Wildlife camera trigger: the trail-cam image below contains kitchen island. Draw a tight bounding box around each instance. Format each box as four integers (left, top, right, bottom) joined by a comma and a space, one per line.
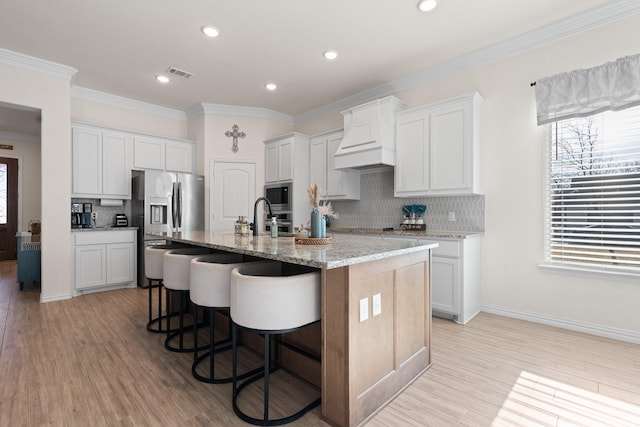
149, 230, 436, 427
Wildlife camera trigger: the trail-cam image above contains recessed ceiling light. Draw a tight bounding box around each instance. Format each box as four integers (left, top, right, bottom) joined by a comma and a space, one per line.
323, 50, 339, 60
265, 83, 277, 91
417, 0, 438, 12
156, 75, 170, 84
201, 26, 220, 38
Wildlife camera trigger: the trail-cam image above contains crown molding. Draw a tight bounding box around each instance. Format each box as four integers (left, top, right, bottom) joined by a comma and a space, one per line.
0, 47, 77, 81
187, 103, 293, 126
293, 0, 640, 125
71, 86, 187, 120
0, 130, 40, 144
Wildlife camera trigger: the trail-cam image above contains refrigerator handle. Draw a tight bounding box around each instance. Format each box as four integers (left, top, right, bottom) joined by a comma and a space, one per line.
177, 182, 183, 229
171, 182, 179, 231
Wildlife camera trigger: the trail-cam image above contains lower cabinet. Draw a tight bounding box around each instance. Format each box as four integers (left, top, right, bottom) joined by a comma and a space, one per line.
417, 236, 481, 324
74, 230, 136, 292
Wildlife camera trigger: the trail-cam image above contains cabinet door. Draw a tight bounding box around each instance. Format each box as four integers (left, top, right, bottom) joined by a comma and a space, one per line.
165, 141, 193, 173
309, 138, 327, 193
394, 113, 429, 195
431, 256, 460, 316
430, 102, 470, 192
277, 140, 294, 181
134, 136, 165, 170
106, 243, 135, 285
102, 132, 131, 198
75, 245, 107, 289
72, 127, 102, 195
265, 143, 279, 183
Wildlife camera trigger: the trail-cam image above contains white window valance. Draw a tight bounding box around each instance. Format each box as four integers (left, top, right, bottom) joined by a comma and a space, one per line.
535, 54, 640, 125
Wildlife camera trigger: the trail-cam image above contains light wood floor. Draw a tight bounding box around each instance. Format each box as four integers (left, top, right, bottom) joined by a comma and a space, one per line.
1, 260, 639, 426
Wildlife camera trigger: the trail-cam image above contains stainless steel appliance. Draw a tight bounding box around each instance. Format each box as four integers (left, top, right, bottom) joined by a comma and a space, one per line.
264, 182, 292, 212
82, 203, 93, 228
131, 170, 204, 286
264, 211, 292, 233
71, 203, 82, 229
115, 213, 128, 227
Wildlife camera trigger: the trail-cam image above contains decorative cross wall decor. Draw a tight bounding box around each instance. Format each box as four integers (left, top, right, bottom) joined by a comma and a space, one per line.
225, 124, 246, 153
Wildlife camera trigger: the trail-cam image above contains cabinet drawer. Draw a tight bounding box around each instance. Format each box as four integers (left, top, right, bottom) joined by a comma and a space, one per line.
420, 239, 459, 258
75, 230, 134, 245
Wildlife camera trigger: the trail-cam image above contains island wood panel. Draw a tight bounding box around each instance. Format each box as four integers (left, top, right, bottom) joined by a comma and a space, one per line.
322, 249, 432, 427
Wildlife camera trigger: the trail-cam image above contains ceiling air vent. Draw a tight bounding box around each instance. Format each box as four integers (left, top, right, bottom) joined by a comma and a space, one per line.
166, 67, 193, 78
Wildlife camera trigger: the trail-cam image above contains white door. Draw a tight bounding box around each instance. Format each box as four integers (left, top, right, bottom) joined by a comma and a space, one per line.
211, 160, 256, 231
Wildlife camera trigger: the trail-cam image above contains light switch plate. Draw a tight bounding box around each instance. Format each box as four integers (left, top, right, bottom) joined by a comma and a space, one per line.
372, 293, 382, 316
359, 297, 369, 322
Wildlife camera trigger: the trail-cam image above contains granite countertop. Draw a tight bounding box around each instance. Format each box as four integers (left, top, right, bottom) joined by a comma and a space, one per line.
72, 226, 138, 232
329, 227, 483, 239
148, 230, 438, 270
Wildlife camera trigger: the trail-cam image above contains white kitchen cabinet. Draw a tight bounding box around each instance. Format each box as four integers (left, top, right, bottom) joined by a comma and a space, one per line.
133, 136, 194, 173
309, 130, 360, 200
264, 134, 302, 183
264, 133, 310, 184
375, 233, 481, 324
395, 92, 483, 197
74, 230, 136, 293
72, 125, 131, 199
417, 236, 481, 324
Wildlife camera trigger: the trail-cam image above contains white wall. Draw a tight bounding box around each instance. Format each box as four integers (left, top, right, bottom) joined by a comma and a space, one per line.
0, 62, 74, 302
0, 138, 41, 230
71, 96, 187, 139
295, 14, 640, 339
188, 111, 292, 230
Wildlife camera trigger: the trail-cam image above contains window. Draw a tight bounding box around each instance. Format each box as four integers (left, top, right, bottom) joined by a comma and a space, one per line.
545, 106, 640, 273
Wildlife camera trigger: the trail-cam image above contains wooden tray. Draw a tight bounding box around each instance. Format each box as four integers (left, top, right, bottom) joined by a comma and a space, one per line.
295, 236, 333, 245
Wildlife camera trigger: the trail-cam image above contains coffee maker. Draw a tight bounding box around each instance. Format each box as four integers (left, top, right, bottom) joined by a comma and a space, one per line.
71, 203, 82, 229
81, 203, 93, 228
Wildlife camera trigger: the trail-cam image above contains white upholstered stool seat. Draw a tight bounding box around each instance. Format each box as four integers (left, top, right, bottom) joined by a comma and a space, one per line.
162, 247, 211, 352
144, 244, 185, 333
230, 262, 321, 426
190, 253, 263, 384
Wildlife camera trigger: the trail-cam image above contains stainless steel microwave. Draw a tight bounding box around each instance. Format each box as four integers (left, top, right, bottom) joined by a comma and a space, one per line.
264, 181, 292, 211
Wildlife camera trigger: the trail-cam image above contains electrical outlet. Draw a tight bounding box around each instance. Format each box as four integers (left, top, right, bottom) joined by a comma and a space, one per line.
91, 212, 97, 222
372, 293, 382, 316
448, 211, 456, 222
359, 297, 369, 322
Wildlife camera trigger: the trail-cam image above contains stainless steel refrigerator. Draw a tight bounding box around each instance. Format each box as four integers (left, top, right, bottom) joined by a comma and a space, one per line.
131, 170, 205, 286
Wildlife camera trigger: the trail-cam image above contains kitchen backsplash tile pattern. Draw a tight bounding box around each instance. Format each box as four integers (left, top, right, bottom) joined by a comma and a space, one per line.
328, 170, 484, 232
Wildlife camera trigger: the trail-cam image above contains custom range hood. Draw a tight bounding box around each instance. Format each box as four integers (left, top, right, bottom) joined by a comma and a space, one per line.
334, 96, 406, 170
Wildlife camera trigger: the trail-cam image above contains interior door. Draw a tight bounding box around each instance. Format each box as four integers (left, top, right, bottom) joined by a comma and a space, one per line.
0, 157, 19, 260
211, 160, 256, 231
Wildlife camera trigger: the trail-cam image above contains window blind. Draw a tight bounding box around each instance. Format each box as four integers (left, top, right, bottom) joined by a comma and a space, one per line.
546, 106, 640, 272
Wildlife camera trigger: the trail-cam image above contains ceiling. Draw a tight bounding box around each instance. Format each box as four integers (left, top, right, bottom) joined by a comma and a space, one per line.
0, 0, 629, 134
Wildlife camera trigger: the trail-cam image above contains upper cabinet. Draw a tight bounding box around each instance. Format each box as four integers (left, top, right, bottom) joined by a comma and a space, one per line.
309, 130, 360, 200
264, 133, 308, 184
394, 92, 483, 197
133, 136, 194, 173
72, 125, 131, 199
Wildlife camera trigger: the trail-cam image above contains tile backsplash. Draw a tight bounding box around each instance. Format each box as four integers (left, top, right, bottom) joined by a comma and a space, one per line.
328, 170, 484, 232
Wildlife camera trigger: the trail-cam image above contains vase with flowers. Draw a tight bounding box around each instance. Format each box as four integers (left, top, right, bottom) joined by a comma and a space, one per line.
307, 183, 337, 238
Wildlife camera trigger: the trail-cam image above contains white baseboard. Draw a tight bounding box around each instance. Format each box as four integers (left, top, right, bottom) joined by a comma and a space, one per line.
40, 293, 72, 303
481, 304, 640, 344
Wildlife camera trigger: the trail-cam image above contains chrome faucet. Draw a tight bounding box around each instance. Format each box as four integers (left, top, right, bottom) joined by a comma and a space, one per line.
251, 197, 274, 236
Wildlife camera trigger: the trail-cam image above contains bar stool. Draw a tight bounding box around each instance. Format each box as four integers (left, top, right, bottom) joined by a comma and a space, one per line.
230, 262, 321, 426
163, 247, 211, 353
144, 244, 185, 333
190, 255, 272, 384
